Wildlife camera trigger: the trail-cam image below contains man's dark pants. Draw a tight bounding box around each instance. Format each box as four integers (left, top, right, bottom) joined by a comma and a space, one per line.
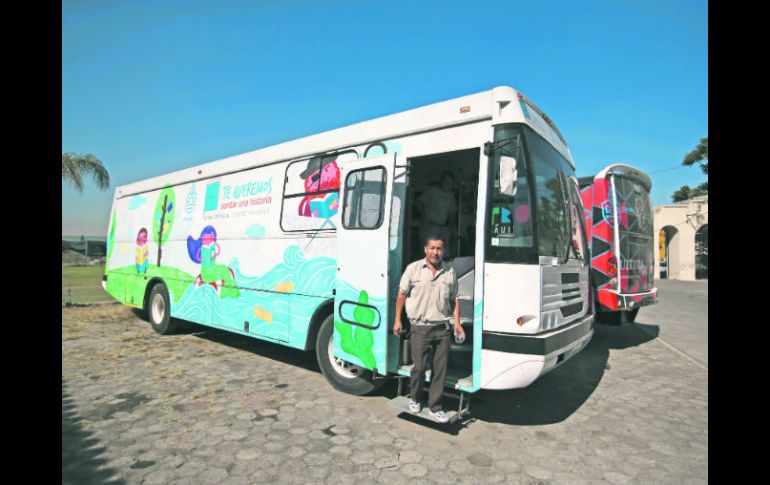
409, 323, 451, 412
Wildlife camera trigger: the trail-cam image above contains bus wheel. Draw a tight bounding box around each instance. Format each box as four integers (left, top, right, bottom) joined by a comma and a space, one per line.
148, 283, 177, 335
622, 308, 640, 324
315, 314, 384, 396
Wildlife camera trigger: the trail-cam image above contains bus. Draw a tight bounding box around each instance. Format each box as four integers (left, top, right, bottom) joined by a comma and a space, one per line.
579, 165, 657, 325
103, 86, 594, 422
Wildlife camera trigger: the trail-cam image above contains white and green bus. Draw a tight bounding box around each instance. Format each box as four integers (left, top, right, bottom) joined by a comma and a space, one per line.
103, 86, 593, 422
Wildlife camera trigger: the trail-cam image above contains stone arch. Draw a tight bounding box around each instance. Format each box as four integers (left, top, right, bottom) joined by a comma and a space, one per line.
660, 225, 679, 279
695, 223, 708, 279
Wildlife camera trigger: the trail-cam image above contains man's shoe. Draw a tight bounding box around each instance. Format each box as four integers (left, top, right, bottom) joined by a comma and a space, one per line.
408, 400, 421, 413
429, 409, 449, 423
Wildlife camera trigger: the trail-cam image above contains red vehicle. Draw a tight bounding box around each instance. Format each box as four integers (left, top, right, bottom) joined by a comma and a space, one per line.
579, 165, 657, 324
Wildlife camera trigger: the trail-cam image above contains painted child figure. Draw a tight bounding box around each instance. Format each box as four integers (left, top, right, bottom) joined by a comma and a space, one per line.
186, 225, 241, 299
135, 228, 149, 274
298, 156, 341, 218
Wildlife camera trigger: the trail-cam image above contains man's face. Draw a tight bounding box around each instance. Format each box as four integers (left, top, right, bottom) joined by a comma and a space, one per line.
424, 239, 444, 266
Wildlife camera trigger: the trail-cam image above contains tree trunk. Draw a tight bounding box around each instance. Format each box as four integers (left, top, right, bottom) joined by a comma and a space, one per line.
157, 194, 168, 266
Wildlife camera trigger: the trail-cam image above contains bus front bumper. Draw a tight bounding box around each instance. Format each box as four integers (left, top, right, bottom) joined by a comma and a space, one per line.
598, 287, 658, 311
479, 315, 594, 390
618, 288, 657, 310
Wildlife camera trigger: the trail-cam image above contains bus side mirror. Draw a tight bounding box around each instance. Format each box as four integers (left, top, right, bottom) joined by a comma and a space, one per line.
499, 155, 518, 196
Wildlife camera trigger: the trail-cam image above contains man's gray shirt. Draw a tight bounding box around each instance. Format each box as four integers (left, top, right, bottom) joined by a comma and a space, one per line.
398, 259, 458, 325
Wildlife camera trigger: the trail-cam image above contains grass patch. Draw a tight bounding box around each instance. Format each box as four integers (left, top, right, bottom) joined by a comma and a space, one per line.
62, 264, 112, 303
62, 264, 105, 286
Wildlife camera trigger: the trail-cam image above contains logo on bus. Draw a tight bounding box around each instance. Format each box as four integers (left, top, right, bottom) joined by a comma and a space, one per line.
601, 200, 614, 226
185, 183, 198, 214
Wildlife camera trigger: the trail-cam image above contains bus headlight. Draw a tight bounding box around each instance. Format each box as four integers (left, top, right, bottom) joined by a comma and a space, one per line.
517, 315, 537, 326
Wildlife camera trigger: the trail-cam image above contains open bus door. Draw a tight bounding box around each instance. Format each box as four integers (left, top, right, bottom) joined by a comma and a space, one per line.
329, 153, 397, 394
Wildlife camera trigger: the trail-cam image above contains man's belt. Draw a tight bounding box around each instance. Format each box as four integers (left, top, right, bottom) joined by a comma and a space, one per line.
410, 319, 448, 326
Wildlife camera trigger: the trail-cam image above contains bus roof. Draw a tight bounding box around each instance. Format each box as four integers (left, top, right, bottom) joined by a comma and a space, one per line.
594, 164, 652, 192
115, 86, 573, 198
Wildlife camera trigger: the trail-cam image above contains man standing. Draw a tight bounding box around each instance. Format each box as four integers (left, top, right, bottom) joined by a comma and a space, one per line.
418, 171, 457, 257
393, 235, 465, 423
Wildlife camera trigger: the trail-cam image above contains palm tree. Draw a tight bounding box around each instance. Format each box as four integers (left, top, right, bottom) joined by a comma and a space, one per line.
62, 152, 110, 192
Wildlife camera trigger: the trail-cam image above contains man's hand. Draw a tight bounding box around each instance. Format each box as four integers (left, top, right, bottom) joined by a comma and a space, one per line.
394, 291, 407, 337
453, 297, 463, 338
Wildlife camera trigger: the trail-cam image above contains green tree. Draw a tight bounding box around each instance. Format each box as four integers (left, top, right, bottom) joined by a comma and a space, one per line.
683, 137, 708, 175
672, 181, 708, 203
695, 224, 708, 279
62, 152, 110, 192
695, 224, 708, 256
672, 138, 708, 202
153, 187, 176, 267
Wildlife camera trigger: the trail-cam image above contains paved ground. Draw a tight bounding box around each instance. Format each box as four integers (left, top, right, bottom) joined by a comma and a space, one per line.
62, 281, 707, 484
633, 279, 708, 369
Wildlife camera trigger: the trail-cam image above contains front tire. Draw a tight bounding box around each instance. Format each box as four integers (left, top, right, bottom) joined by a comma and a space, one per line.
148, 283, 178, 335
598, 308, 639, 325
622, 308, 640, 323
315, 314, 384, 396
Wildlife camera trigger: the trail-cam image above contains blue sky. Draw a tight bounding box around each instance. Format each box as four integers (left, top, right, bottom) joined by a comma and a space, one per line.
62, 0, 707, 235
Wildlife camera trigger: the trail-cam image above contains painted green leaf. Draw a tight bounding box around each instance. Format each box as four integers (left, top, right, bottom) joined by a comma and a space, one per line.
334, 290, 377, 369
152, 186, 176, 266
152, 186, 176, 245
106, 209, 117, 268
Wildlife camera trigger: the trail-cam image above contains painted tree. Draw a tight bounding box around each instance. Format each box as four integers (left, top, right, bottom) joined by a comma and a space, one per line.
106, 209, 117, 268
62, 152, 110, 192
152, 187, 176, 267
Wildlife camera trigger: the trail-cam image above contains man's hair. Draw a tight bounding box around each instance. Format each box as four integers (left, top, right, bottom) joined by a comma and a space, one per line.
440, 171, 455, 183
424, 234, 445, 247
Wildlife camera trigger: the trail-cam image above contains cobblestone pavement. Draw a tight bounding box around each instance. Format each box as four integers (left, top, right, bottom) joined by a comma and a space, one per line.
633, 280, 707, 369
62, 296, 707, 485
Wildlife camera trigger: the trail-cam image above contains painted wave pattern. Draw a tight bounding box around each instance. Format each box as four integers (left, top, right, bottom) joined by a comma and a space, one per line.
169, 284, 209, 323
172, 245, 336, 343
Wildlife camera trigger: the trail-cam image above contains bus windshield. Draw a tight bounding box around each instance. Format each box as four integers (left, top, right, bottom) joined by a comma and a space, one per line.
610, 173, 654, 292
486, 124, 586, 264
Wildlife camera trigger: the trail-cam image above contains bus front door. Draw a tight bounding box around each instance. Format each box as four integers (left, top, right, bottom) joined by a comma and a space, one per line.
334, 153, 397, 376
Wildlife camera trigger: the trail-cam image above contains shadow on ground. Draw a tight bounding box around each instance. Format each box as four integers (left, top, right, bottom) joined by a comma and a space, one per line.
129, 311, 659, 429
62, 381, 125, 485
468, 322, 659, 426
167, 317, 322, 374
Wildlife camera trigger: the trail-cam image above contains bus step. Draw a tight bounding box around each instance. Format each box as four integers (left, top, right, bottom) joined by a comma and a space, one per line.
389, 396, 461, 424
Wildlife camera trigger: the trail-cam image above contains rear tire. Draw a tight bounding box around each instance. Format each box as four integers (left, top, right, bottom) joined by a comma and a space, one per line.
315, 314, 384, 396
148, 283, 178, 335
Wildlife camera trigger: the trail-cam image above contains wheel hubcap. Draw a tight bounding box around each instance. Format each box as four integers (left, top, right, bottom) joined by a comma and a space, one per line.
151, 293, 165, 323
327, 335, 363, 378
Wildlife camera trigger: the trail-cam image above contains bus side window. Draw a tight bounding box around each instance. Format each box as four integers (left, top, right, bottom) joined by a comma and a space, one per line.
342, 167, 386, 230
281, 155, 342, 232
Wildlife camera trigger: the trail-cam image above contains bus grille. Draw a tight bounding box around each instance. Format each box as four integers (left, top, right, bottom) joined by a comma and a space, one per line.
541, 265, 588, 331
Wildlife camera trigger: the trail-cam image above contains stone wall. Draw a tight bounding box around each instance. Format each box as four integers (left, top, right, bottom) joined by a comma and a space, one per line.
653, 196, 708, 281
